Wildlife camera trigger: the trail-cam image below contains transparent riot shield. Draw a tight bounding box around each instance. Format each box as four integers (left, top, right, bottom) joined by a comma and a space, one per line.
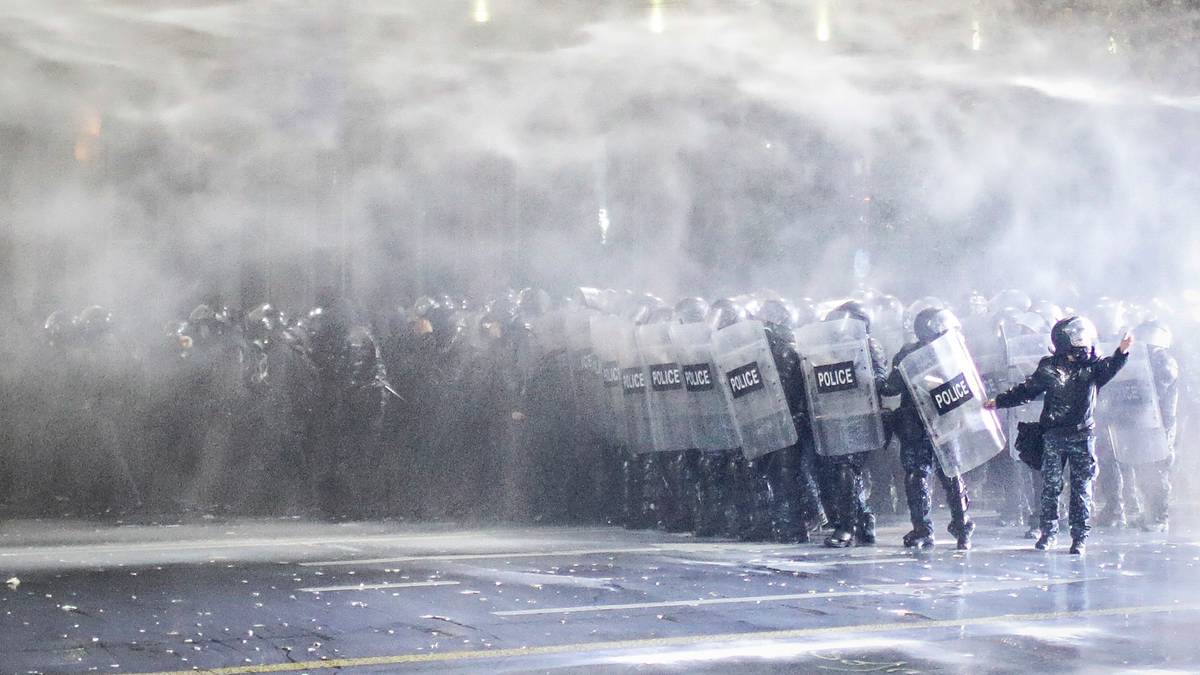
589, 314, 629, 449
565, 308, 608, 440
1001, 333, 1052, 458
635, 323, 690, 452
612, 319, 654, 454
897, 331, 1005, 477
669, 322, 740, 452
793, 318, 886, 457
1098, 343, 1170, 465
712, 320, 798, 460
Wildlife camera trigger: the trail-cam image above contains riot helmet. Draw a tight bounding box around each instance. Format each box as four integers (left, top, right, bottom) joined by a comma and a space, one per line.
1134, 320, 1172, 350
825, 300, 872, 333
756, 298, 797, 330
1030, 300, 1066, 326
77, 305, 113, 340
674, 297, 710, 324
707, 298, 747, 331
1051, 316, 1099, 360
966, 290, 989, 318
904, 296, 946, 340
914, 307, 962, 343
43, 310, 76, 347
990, 289, 1032, 314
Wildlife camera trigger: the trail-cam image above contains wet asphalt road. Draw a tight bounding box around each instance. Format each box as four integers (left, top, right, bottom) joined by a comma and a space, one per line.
1, 515, 1199, 674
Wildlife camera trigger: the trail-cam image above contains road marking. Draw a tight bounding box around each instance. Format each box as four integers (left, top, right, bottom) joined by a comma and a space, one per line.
0, 532, 548, 557
297, 580, 460, 593
300, 546, 690, 567
495, 589, 874, 616
298, 544, 902, 567
130, 603, 1200, 674
491, 577, 1092, 616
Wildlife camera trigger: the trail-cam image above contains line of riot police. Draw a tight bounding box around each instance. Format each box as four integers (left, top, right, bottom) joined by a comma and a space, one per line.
1, 288, 1188, 549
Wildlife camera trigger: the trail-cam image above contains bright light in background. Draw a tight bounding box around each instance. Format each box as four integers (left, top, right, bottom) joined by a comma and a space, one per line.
74, 108, 102, 163
971, 20, 982, 51
816, 1, 831, 42
649, 0, 665, 34
598, 208, 611, 244
1107, 33, 1118, 54
472, 0, 490, 24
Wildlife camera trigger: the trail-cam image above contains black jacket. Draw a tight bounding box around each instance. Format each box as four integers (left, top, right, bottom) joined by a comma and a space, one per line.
879, 341, 928, 443
993, 348, 1128, 434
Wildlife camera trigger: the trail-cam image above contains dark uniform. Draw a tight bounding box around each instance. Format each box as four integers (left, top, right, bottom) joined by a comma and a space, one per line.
993, 316, 1128, 552
813, 302, 889, 548
880, 308, 974, 550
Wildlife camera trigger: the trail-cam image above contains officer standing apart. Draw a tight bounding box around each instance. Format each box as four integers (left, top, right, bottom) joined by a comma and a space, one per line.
985, 317, 1133, 554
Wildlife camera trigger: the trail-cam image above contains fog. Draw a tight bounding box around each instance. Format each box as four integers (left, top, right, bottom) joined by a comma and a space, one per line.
2, 0, 1198, 320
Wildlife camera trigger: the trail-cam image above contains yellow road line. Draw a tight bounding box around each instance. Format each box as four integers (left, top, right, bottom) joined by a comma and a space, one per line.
131, 602, 1200, 675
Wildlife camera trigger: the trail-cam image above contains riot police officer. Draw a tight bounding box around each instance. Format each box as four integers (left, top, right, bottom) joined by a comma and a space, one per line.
986, 317, 1132, 554
810, 301, 889, 548
881, 307, 975, 550
755, 298, 822, 543
1131, 320, 1178, 532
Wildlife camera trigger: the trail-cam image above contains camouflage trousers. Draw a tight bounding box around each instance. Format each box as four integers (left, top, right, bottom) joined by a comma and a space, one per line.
1041, 430, 1097, 541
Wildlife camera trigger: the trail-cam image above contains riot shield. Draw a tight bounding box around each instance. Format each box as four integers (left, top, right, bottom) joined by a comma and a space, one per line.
793, 319, 886, 457
565, 308, 608, 440
1098, 343, 1170, 465
712, 320, 798, 460
669, 322, 740, 452
635, 323, 690, 452
897, 331, 1005, 476
589, 314, 629, 449
1001, 333, 1051, 457
613, 319, 654, 454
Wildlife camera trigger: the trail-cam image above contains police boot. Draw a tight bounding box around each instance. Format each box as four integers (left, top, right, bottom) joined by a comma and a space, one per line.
1024, 513, 1040, 539
945, 476, 973, 550
1069, 538, 1086, 555
903, 471, 934, 548
856, 512, 876, 546
1094, 504, 1125, 528
902, 529, 935, 549
1035, 533, 1057, 551
824, 526, 854, 548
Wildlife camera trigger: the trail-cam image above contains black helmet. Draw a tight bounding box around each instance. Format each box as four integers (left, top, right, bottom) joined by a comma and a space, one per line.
990, 289, 1032, 314
516, 288, 553, 318
1134, 319, 1172, 350
1030, 300, 1065, 327
245, 303, 283, 343
43, 310, 76, 347
707, 298, 747, 331
626, 294, 665, 325
825, 300, 873, 333
76, 305, 113, 339
793, 299, 821, 327
995, 308, 1050, 338
413, 295, 441, 318
965, 290, 989, 317
756, 299, 797, 330
904, 296, 946, 339
914, 307, 962, 343
1051, 316, 1099, 359
572, 287, 608, 312
674, 297, 710, 324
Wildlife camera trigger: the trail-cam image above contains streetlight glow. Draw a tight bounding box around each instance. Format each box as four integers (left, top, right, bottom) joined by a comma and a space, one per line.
473, 0, 490, 24
816, 1, 831, 42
